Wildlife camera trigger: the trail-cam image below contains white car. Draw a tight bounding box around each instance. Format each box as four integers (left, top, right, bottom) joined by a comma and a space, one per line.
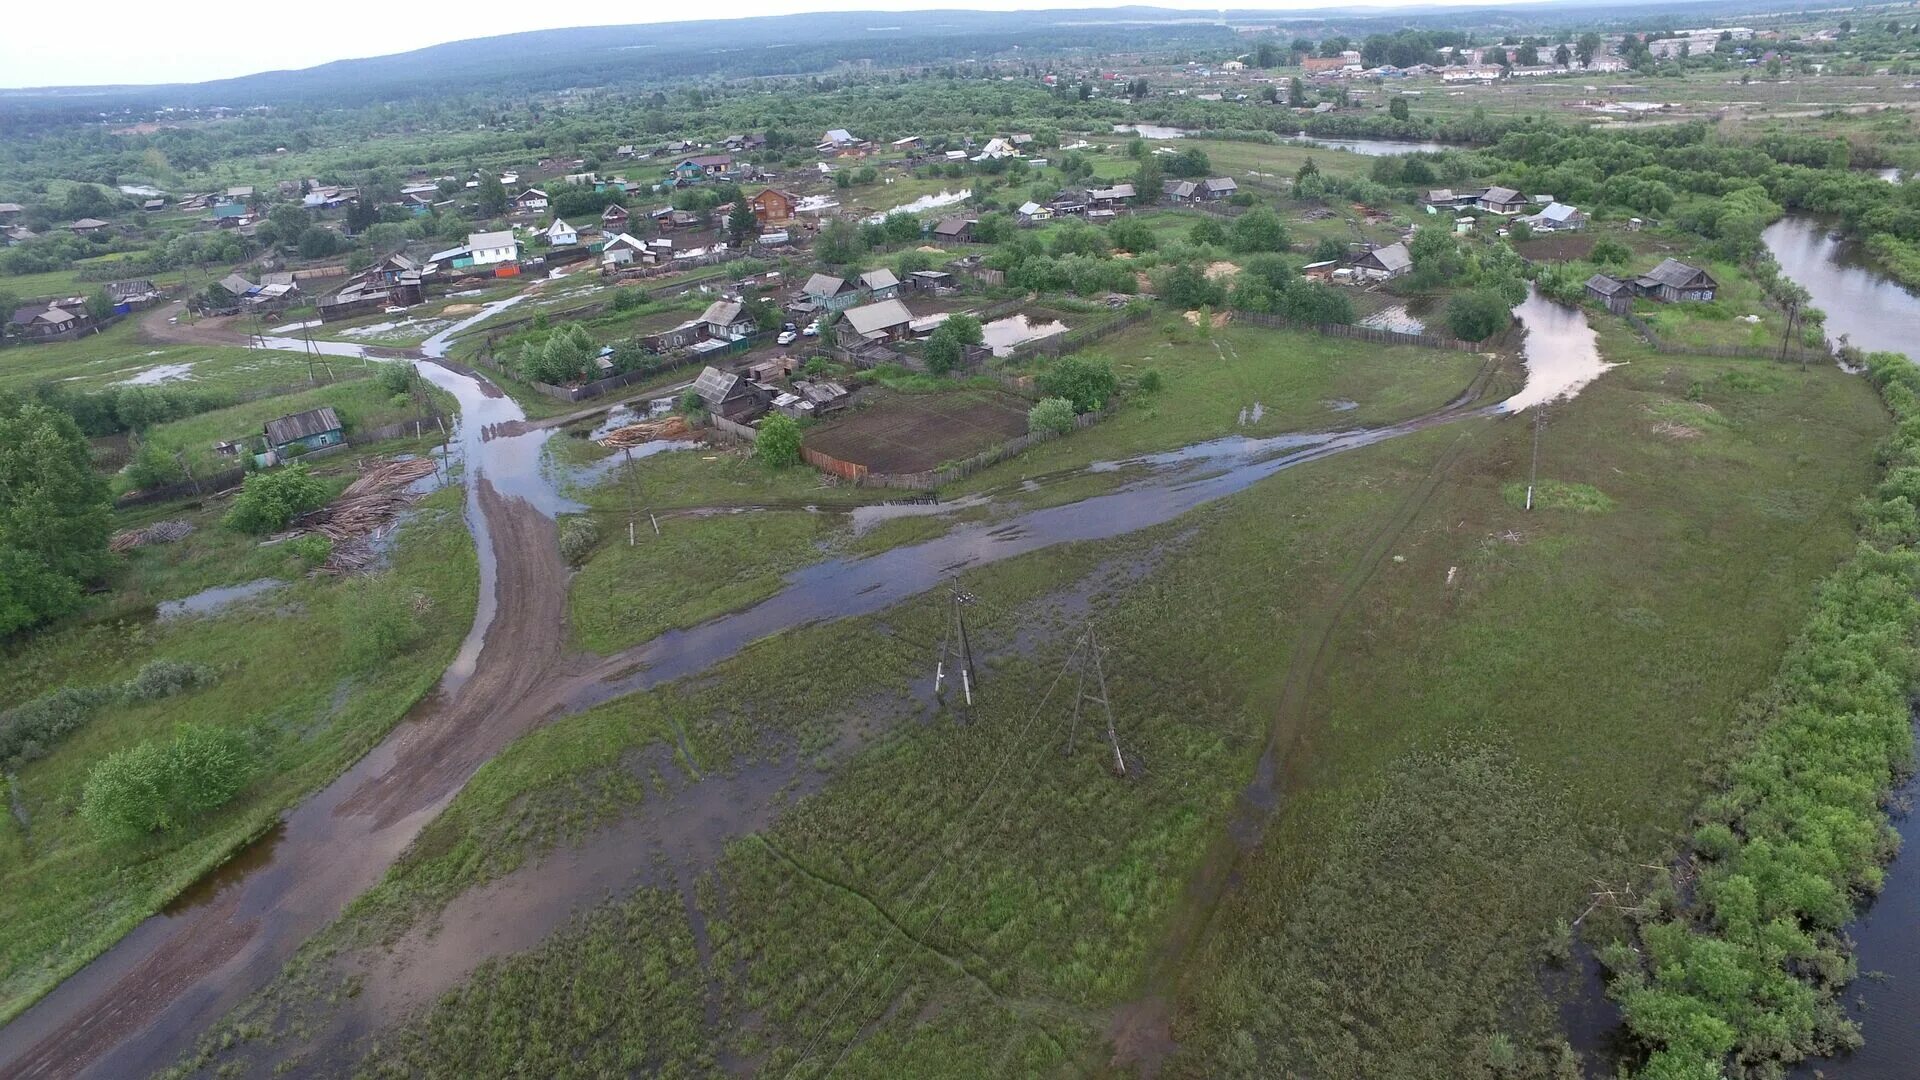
803, 321, 821, 337
777, 330, 799, 346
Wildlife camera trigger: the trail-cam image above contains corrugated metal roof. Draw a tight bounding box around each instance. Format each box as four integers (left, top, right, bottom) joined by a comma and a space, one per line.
843, 298, 915, 337
264, 406, 341, 446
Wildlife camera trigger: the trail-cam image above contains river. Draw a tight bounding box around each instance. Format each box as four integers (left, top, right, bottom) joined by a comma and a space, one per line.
1761, 214, 1920, 1079
1109, 123, 1456, 158
0, 289, 1605, 1078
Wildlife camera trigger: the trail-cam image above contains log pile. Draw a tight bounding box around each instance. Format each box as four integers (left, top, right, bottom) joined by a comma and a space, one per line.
109, 520, 196, 552
298, 457, 442, 573
598, 414, 692, 449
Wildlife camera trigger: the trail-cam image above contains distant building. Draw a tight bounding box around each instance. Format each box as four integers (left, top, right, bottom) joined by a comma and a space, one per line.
1351, 241, 1412, 281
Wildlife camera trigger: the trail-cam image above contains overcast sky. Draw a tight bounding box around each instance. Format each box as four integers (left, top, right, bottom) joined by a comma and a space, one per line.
0, 0, 1541, 88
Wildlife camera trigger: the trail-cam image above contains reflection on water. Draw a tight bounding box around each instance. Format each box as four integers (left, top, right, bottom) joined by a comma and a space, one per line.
1284, 133, 1454, 156
155, 579, 288, 621
1762, 215, 1920, 360
981, 313, 1070, 356
865, 189, 970, 222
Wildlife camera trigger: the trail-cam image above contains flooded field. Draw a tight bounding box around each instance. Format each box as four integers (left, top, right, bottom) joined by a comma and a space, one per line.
981, 312, 1070, 356
155, 579, 288, 622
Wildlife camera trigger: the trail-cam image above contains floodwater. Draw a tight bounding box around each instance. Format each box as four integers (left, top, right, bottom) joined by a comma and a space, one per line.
1762, 215, 1920, 359
0, 289, 1605, 1078
1113, 124, 1187, 139
115, 362, 196, 386
155, 578, 287, 622
866, 189, 971, 222
1499, 287, 1613, 413
1284, 133, 1455, 156
981, 313, 1070, 356
1359, 300, 1429, 334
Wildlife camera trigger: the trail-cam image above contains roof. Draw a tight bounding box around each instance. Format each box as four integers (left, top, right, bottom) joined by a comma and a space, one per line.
804, 273, 853, 297
753, 188, 798, 204
602, 203, 630, 218
1203, 177, 1238, 193
69, 217, 110, 229
467, 230, 516, 250
0, 203, 22, 213
932, 217, 971, 236
265, 406, 342, 445
105, 279, 158, 301
842, 298, 916, 337
681, 154, 733, 168
546, 219, 575, 235
516, 188, 548, 200
692, 366, 747, 404
823, 128, 855, 144
1090, 184, 1135, 200
858, 268, 899, 291
1538, 203, 1581, 222
1163, 180, 1197, 199
1586, 273, 1631, 295
701, 299, 746, 326
10, 304, 78, 326
1358, 242, 1412, 272
218, 273, 258, 295
1424, 188, 1456, 202
1639, 258, 1716, 289
1480, 186, 1523, 204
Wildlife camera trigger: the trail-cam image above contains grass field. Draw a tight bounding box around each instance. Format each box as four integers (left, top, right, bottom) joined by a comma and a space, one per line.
0, 319, 342, 397
0, 259, 187, 302
128, 376, 441, 479
0, 483, 478, 1023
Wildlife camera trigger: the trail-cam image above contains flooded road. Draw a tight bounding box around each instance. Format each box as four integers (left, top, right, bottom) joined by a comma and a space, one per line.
1500, 288, 1613, 413
0, 287, 1595, 1078
1763, 215, 1920, 360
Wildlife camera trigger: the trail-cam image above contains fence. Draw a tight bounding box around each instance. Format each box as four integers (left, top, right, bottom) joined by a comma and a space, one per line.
801, 406, 1111, 490
1621, 310, 1830, 365
1228, 309, 1492, 352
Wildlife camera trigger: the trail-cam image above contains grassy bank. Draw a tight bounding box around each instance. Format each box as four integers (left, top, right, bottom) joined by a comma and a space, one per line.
0, 483, 478, 1022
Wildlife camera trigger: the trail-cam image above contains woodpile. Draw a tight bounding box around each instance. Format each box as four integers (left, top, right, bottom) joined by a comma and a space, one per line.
297, 457, 442, 573
109, 520, 196, 552
598, 415, 692, 449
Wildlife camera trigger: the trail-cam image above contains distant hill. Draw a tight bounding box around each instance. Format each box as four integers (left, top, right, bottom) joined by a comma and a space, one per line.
0, 0, 1800, 111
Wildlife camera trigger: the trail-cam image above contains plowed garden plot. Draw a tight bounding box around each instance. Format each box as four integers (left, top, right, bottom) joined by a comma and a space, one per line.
802, 388, 1031, 473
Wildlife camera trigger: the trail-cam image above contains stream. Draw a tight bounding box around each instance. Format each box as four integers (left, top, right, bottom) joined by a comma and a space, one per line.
0, 287, 1604, 1079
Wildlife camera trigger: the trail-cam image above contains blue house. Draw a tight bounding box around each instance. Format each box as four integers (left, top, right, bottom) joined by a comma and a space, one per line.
264, 406, 344, 460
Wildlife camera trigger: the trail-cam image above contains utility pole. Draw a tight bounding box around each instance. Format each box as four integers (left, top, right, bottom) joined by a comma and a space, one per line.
933, 588, 978, 714
1526, 403, 1545, 511
1061, 623, 1125, 777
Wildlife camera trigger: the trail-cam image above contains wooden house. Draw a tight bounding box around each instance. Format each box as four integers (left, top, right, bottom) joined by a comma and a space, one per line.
264, 406, 344, 457
803, 273, 862, 311
1351, 241, 1412, 281
601, 204, 631, 232
857, 268, 902, 301
1634, 259, 1717, 303
841, 298, 916, 343
691, 366, 767, 422
750, 188, 799, 225
1585, 274, 1634, 313
1476, 186, 1528, 216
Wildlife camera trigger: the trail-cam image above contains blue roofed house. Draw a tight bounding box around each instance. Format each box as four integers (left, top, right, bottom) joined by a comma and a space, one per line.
262, 406, 344, 464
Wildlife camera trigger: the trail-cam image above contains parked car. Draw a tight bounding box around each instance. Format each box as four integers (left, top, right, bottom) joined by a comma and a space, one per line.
803, 320, 821, 337
777, 329, 799, 345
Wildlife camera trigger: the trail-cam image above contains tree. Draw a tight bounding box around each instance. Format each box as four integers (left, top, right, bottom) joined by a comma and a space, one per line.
85, 287, 114, 322
728, 199, 758, 243
345, 198, 378, 235
1036, 356, 1117, 413
1133, 155, 1165, 206
1554, 43, 1572, 66
1445, 289, 1513, 342
756, 414, 802, 467
1590, 235, 1632, 266
476, 172, 509, 215
1576, 31, 1603, 65
1288, 76, 1307, 108
1189, 218, 1228, 247
1156, 263, 1226, 308
0, 399, 110, 634
224, 462, 330, 533
817, 217, 862, 264
1229, 208, 1291, 253
924, 313, 983, 374
1389, 97, 1410, 121
1028, 397, 1076, 435
523, 323, 596, 384
1516, 43, 1540, 66
1508, 219, 1533, 243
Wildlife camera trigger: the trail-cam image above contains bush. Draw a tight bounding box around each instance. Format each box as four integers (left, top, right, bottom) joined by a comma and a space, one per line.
1029, 397, 1077, 435
376, 362, 418, 397
559, 517, 600, 565
1036, 356, 1118, 413
80, 723, 252, 839
1590, 236, 1632, 266
120, 659, 216, 703
756, 414, 803, 468
1138, 369, 1164, 393
0, 659, 216, 765
1445, 289, 1514, 343
341, 578, 425, 670
225, 462, 330, 533
286, 534, 333, 567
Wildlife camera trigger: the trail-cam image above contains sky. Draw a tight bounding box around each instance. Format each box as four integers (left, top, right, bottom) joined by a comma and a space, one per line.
0, 0, 1533, 88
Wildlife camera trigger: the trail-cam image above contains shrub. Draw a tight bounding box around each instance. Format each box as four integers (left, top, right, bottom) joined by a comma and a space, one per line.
120, 659, 216, 703
756, 414, 803, 468
224, 462, 330, 534
1138, 369, 1164, 393
1445, 289, 1514, 343
559, 517, 601, 565
376, 362, 418, 397
1028, 396, 1077, 435
1590, 236, 1632, 266
0, 659, 216, 765
341, 578, 425, 670
80, 723, 252, 839
286, 534, 333, 567
1036, 356, 1118, 413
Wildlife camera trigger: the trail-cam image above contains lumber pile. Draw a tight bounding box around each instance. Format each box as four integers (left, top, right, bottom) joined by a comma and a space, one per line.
598, 414, 692, 449
109, 520, 196, 552
295, 457, 441, 574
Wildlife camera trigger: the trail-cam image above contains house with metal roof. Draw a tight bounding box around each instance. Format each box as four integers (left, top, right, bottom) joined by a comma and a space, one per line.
1476, 186, 1528, 215
1201, 177, 1239, 200
841, 298, 917, 342
691, 366, 767, 421
1634, 259, 1717, 303
1351, 241, 1412, 281
1523, 203, 1586, 232
1089, 183, 1136, 208
264, 407, 343, 457
465, 230, 518, 267
857, 268, 901, 301
803, 273, 863, 311
1162, 180, 1199, 203
700, 299, 756, 339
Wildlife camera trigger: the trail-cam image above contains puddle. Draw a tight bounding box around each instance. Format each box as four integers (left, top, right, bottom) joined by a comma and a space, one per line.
1499, 287, 1614, 413
865, 189, 971, 222
1359, 303, 1427, 334
155, 579, 288, 622
1323, 399, 1359, 412
848, 492, 992, 536
981, 314, 1069, 357
268, 319, 319, 333
116, 362, 196, 386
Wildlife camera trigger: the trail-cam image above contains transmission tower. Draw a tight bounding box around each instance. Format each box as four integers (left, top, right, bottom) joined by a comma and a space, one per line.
1060, 623, 1126, 777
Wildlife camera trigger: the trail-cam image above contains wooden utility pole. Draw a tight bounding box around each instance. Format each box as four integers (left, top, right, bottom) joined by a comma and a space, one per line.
1526, 404, 1545, 511
933, 588, 978, 714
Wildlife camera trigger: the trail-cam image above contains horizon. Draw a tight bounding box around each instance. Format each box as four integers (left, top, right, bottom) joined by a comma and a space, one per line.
5, 0, 1652, 90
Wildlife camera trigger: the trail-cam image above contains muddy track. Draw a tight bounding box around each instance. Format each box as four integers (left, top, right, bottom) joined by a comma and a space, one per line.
0, 481, 568, 1080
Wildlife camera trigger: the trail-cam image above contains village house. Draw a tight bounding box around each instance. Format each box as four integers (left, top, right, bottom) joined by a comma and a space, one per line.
1017, 201, 1052, 223
692, 366, 767, 422
803, 273, 863, 311
654, 207, 701, 231
1089, 184, 1136, 209
639, 319, 705, 353
931, 216, 974, 242
1163, 180, 1199, 203
857, 268, 902, 301
1476, 186, 1529, 215
750, 188, 799, 225
264, 406, 344, 459
68, 217, 111, 235
0, 202, 22, 220
700, 299, 758, 339
1524, 203, 1586, 232
1585, 274, 1635, 313
600, 232, 649, 269
840, 297, 917, 343
465, 230, 519, 267
544, 219, 578, 246
1421, 188, 1473, 210
1351, 241, 1413, 282
7, 301, 91, 342
514, 188, 549, 212
672, 155, 734, 182
1201, 177, 1238, 201
2, 225, 36, 246
1302, 56, 1348, 77
104, 279, 163, 310
601, 204, 631, 232
1634, 259, 1718, 303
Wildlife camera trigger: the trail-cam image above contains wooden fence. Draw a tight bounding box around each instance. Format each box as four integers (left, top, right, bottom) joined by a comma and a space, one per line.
1005, 308, 1149, 360
1622, 310, 1830, 365
801, 406, 1111, 490
1228, 309, 1494, 352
